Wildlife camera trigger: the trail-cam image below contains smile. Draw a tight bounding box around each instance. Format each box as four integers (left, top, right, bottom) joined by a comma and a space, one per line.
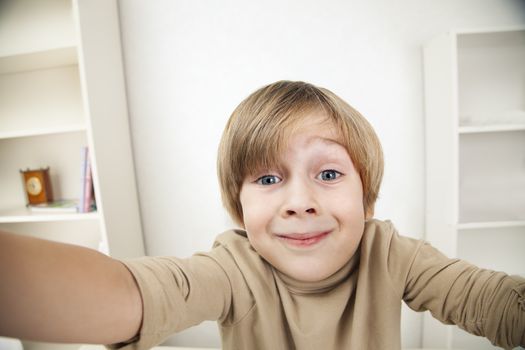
276, 231, 331, 247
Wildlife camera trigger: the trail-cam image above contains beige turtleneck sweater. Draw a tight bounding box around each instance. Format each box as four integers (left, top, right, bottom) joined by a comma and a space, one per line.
109, 219, 525, 350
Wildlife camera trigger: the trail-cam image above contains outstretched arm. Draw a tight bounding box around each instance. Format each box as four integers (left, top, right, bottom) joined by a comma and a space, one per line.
403, 240, 525, 348
0, 230, 143, 345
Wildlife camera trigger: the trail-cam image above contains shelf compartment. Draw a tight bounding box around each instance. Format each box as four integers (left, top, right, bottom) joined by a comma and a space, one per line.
457, 29, 525, 127
0, 46, 78, 74
0, 0, 76, 60
458, 130, 525, 223
0, 132, 89, 211
0, 64, 85, 136
457, 225, 525, 276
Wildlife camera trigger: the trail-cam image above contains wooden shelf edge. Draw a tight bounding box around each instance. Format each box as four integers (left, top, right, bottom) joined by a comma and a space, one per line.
457, 220, 525, 230
0, 44, 76, 58
0, 124, 87, 140
459, 124, 525, 134
0, 46, 78, 74
452, 26, 525, 36
0, 210, 99, 224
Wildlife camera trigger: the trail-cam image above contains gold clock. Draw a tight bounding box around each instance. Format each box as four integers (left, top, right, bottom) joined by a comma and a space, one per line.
26, 176, 42, 196
20, 168, 53, 205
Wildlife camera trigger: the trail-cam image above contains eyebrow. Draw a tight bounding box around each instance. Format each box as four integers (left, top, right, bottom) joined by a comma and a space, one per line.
307, 136, 345, 148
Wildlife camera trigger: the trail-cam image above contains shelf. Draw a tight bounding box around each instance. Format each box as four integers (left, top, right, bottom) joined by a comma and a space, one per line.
0, 46, 78, 74
424, 27, 525, 349
458, 123, 525, 134
453, 26, 525, 36
458, 220, 525, 230
0, 0, 145, 260
0, 207, 99, 223
0, 124, 87, 140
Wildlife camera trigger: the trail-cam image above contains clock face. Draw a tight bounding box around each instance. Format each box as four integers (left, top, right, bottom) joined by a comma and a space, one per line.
26, 176, 43, 196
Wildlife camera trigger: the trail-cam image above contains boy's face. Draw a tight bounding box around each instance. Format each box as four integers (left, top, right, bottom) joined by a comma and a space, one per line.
239, 113, 366, 282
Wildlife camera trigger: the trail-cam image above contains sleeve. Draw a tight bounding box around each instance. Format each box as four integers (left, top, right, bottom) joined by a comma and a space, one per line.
105, 251, 233, 350
402, 241, 525, 349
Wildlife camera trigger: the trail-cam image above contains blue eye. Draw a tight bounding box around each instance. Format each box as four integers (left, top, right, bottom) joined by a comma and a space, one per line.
318, 170, 342, 181
256, 175, 281, 185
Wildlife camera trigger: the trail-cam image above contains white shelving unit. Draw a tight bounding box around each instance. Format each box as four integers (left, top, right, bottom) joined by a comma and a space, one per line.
0, 0, 145, 259
423, 27, 525, 349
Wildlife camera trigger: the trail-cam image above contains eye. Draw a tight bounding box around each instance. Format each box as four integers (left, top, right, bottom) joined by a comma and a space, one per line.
256, 175, 282, 185
318, 169, 342, 181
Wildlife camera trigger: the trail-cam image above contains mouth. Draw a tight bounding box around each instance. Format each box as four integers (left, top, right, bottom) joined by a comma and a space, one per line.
275, 231, 331, 247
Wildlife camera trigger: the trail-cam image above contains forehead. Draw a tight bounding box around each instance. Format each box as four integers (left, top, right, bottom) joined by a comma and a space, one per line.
244, 111, 348, 174
285, 112, 345, 149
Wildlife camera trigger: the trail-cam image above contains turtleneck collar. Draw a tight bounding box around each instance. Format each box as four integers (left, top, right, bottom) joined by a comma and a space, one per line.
272, 251, 360, 294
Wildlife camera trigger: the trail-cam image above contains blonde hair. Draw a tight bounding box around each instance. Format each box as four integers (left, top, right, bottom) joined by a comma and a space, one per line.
217, 80, 384, 226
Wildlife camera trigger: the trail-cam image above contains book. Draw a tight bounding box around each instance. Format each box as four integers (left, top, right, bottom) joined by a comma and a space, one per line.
83, 148, 94, 212
79, 146, 96, 213
79, 147, 88, 212
29, 199, 79, 213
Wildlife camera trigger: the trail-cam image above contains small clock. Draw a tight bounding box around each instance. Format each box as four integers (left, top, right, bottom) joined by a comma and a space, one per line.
20, 168, 53, 205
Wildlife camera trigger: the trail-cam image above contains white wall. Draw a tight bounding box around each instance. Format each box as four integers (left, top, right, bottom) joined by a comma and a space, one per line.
117, 0, 525, 347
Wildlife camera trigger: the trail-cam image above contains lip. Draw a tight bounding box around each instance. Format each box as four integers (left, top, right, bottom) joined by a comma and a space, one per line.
275, 231, 331, 247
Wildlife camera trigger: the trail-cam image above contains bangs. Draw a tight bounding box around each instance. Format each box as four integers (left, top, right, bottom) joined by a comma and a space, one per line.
237, 104, 347, 180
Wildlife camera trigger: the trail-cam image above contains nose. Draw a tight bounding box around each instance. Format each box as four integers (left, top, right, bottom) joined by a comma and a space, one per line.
280, 177, 319, 218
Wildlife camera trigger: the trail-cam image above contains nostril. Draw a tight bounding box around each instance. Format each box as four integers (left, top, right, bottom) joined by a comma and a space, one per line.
284, 208, 316, 216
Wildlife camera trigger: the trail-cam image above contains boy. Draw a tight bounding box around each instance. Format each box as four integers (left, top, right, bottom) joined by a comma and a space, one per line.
0, 81, 524, 349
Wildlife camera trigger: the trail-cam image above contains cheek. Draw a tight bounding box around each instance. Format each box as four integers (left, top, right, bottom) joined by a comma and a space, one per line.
329, 186, 364, 216
243, 202, 272, 233
240, 189, 267, 231
347, 176, 365, 214
240, 200, 272, 252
